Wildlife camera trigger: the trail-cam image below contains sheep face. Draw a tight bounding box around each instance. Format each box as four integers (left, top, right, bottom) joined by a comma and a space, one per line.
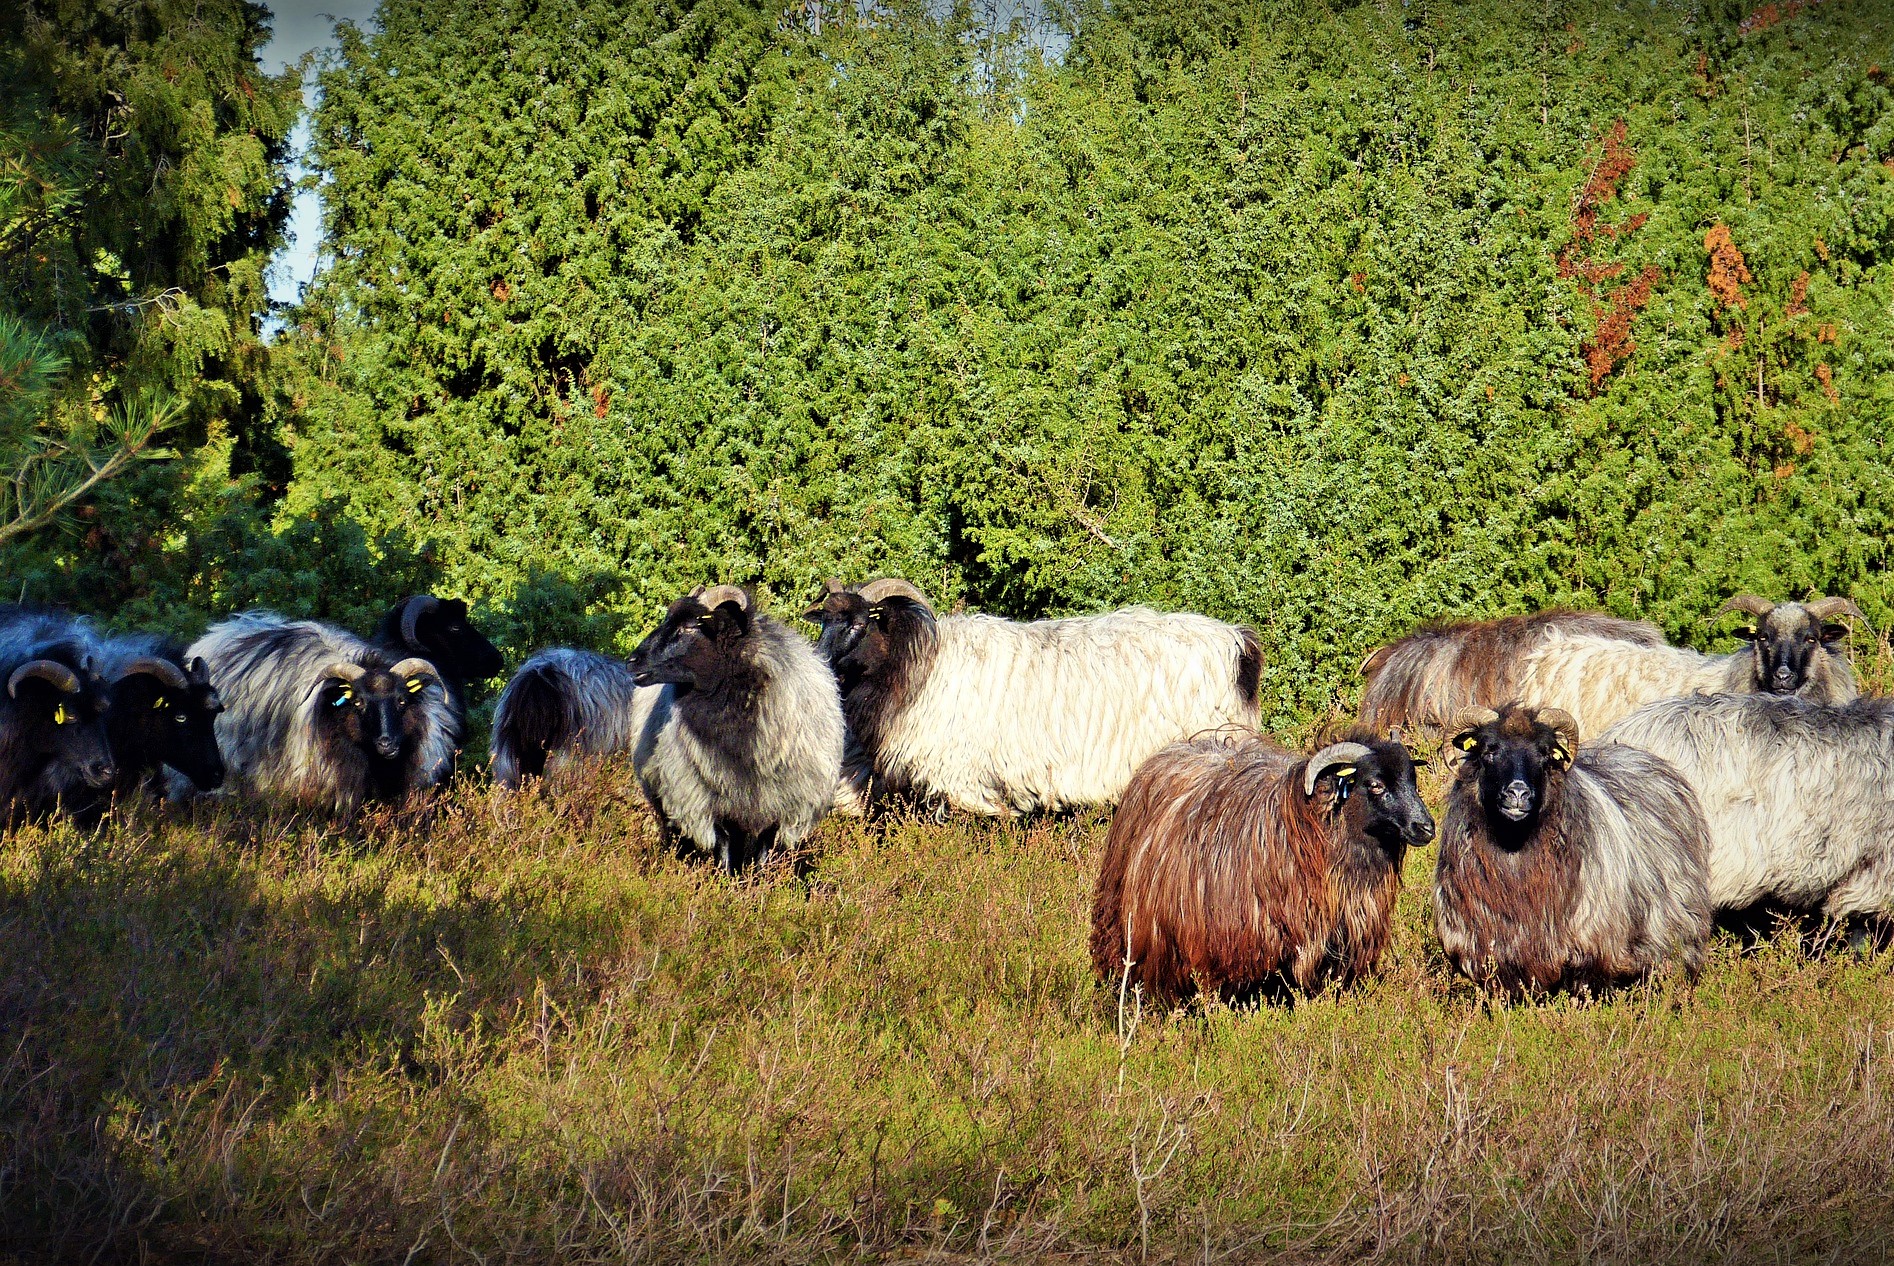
1321, 739, 1436, 853
390, 595, 504, 683
110, 656, 224, 791
1450, 704, 1577, 845
1741, 605, 1845, 695
10, 657, 115, 792
630, 592, 751, 694
313, 662, 440, 789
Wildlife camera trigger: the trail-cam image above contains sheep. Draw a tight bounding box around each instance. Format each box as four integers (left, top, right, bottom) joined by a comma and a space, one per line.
1598, 693, 1894, 921
0, 610, 116, 819
490, 648, 658, 788
1359, 596, 1862, 739
372, 593, 505, 707
805, 578, 1263, 817
1433, 704, 1712, 996
186, 612, 459, 816
628, 585, 843, 871
1089, 732, 1434, 1004
96, 636, 225, 798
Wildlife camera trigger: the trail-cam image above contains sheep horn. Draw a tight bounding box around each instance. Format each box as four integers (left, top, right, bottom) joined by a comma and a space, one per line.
399, 594, 442, 648
388, 657, 442, 685
1303, 741, 1374, 797
1446, 706, 1501, 737
824, 578, 846, 595
1537, 707, 1581, 753
695, 584, 750, 613
1803, 596, 1867, 624
7, 659, 80, 698
859, 578, 933, 611
322, 661, 369, 685
1715, 594, 1776, 619
114, 656, 189, 692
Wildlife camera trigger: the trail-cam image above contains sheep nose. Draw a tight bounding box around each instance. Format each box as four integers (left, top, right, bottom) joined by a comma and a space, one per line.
1771, 665, 1797, 687
82, 759, 116, 789
374, 735, 401, 759
1497, 779, 1535, 822
1411, 815, 1436, 845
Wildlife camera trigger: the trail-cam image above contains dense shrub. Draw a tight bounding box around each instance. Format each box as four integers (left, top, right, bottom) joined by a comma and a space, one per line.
278, 0, 1894, 728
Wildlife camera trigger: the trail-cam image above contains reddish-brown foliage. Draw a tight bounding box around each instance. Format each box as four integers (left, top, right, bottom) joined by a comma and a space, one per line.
1816, 363, 1838, 401
1570, 120, 1636, 248
1739, 0, 1825, 36
1584, 265, 1662, 391
1705, 224, 1752, 310
1786, 271, 1810, 316
591, 383, 611, 418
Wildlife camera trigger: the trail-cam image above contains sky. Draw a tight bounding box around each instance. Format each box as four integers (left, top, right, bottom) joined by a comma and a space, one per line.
257, 0, 381, 321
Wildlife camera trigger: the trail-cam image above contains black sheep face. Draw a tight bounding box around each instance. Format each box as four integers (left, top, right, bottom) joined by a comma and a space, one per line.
1333, 740, 1435, 851
405, 597, 504, 683
1740, 606, 1843, 695
1451, 705, 1574, 847
629, 594, 750, 694
12, 662, 116, 792
111, 658, 225, 790
804, 589, 929, 687
315, 666, 433, 767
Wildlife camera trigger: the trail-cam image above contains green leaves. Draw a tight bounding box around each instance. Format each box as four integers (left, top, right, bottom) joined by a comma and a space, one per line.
267, 0, 1894, 723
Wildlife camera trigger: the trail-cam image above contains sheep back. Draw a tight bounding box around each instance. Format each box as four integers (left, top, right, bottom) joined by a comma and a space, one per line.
491, 648, 656, 787
872, 607, 1261, 816
1600, 694, 1894, 917
1359, 610, 1663, 735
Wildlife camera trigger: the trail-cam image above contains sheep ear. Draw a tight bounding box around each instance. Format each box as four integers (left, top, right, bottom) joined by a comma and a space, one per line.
1821, 623, 1850, 645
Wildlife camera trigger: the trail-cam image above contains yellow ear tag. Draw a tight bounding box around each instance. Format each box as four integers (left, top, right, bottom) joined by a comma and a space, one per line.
1554, 744, 1571, 764
406, 677, 426, 694
1333, 766, 1357, 779
1458, 735, 1479, 751
53, 704, 68, 725
153, 695, 167, 710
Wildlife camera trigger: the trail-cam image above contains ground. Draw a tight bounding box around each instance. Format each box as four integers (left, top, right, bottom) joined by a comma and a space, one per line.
2, 758, 1891, 1263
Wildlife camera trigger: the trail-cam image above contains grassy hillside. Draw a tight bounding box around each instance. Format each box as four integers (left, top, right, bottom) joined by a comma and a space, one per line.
5, 764, 1894, 1261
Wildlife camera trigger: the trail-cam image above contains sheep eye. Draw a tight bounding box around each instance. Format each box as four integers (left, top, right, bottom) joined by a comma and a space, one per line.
1368, 780, 1386, 795
173, 711, 189, 724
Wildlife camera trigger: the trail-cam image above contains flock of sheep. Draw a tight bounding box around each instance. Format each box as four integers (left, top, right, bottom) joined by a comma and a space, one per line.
2, 581, 1885, 1000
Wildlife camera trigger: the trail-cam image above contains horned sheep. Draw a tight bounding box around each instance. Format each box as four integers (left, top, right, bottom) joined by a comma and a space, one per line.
628, 586, 844, 871
0, 610, 116, 820
187, 612, 459, 816
1090, 732, 1434, 1004
1359, 596, 1862, 739
806, 578, 1263, 816
1433, 704, 1712, 995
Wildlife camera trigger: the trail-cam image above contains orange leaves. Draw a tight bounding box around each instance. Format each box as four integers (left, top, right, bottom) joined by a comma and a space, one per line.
1564, 120, 1658, 393
592, 383, 611, 418
1704, 224, 1751, 310
1584, 265, 1662, 391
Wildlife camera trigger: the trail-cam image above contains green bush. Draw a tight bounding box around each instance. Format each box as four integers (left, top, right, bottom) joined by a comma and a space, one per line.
280, 0, 1894, 727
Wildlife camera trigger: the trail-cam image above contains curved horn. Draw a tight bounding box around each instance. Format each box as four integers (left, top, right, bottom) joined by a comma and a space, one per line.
322, 661, 369, 685
824, 577, 846, 595
1715, 594, 1776, 619
1303, 741, 1374, 797
7, 659, 80, 698
114, 656, 189, 692
388, 657, 443, 685
859, 578, 934, 612
1537, 707, 1581, 752
1804, 596, 1868, 624
399, 594, 442, 648
1446, 705, 1501, 737
695, 584, 750, 613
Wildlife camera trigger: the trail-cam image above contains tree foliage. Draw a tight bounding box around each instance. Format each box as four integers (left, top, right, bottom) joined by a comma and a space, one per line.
0, 0, 300, 616
282, 0, 1894, 726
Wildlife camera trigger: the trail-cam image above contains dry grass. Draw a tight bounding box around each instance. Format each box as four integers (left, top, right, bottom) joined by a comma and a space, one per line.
3, 761, 1894, 1263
